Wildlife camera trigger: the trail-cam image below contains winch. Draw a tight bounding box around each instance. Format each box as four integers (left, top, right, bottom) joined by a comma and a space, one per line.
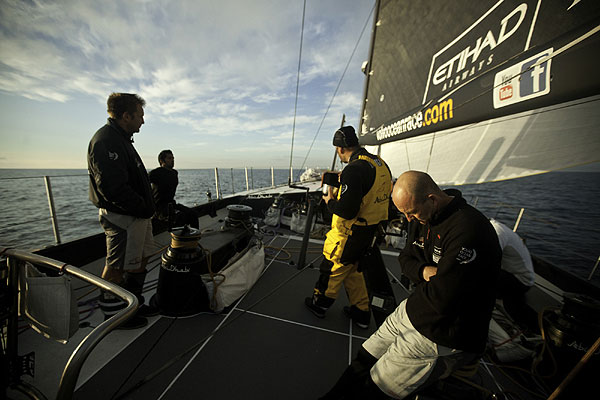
224, 204, 253, 229
542, 292, 600, 397
545, 292, 600, 350
151, 225, 210, 316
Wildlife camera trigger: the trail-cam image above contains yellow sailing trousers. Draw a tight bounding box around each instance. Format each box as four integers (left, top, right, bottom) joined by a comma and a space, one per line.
313, 226, 374, 312
315, 259, 370, 311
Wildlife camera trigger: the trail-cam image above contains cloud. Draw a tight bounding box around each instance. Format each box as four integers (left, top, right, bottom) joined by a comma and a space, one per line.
1, 1, 367, 98
0, 0, 374, 168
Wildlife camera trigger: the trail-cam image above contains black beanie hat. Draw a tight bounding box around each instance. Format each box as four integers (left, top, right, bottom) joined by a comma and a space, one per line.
333, 126, 359, 147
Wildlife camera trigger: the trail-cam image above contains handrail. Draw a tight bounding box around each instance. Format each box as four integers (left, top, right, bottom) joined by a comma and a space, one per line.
1, 247, 138, 400
0, 173, 89, 181
2, 171, 598, 283
0, 168, 275, 249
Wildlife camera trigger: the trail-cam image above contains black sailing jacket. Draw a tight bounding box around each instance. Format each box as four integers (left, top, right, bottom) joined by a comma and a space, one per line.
399, 189, 501, 353
87, 119, 155, 219
148, 166, 179, 219
326, 147, 391, 220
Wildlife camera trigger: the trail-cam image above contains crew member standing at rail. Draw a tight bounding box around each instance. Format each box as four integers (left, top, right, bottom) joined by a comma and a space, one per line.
305, 126, 392, 329
87, 92, 158, 329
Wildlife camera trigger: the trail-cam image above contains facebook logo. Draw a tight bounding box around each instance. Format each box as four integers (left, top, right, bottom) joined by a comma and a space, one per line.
493, 48, 552, 109
520, 52, 551, 96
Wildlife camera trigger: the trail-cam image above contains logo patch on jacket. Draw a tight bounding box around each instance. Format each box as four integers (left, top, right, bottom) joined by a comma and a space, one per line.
432, 246, 442, 263
413, 237, 425, 249
456, 247, 477, 264
340, 183, 348, 195
108, 151, 119, 161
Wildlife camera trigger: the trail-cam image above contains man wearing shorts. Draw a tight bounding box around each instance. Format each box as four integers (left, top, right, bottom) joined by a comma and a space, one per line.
320, 171, 501, 399
88, 92, 157, 329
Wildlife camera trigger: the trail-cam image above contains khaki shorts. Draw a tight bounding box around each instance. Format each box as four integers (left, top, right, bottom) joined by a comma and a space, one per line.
363, 299, 477, 399
99, 209, 155, 271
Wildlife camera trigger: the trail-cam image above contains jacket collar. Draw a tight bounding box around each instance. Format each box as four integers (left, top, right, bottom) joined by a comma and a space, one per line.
430, 188, 466, 225
348, 147, 368, 163
107, 118, 134, 143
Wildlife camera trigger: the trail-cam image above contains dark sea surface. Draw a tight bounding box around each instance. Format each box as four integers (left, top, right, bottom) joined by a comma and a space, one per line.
1, 168, 598, 287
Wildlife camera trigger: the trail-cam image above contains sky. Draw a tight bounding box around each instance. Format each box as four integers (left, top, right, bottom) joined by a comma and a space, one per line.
0, 0, 375, 170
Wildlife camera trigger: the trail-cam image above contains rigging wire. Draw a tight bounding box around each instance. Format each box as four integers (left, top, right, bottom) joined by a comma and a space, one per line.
296, 3, 375, 179
288, 0, 307, 184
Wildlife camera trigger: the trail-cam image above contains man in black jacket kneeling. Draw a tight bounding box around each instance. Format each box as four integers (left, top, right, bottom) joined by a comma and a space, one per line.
320, 170, 501, 399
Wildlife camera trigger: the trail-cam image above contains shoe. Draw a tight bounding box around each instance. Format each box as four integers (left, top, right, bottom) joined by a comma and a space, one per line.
305, 297, 327, 318
104, 312, 148, 330
100, 291, 149, 329
138, 303, 160, 317
116, 314, 148, 330
343, 305, 370, 329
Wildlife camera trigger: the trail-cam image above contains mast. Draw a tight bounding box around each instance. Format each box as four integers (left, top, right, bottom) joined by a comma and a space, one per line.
358, 0, 382, 140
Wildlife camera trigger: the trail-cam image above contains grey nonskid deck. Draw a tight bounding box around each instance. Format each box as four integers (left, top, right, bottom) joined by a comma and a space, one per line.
73, 232, 410, 399
17, 208, 542, 400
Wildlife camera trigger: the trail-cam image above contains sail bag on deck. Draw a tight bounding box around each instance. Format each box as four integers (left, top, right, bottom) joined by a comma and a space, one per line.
203, 242, 265, 313
19, 262, 79, 343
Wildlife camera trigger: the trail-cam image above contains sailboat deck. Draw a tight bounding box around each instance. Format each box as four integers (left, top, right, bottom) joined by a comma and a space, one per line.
69, 226, 409, 399
16, 208, 546, 400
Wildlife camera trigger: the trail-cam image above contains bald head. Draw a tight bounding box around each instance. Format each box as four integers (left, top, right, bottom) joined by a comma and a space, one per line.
393, 171, 441, 203
392, 171, 450, 224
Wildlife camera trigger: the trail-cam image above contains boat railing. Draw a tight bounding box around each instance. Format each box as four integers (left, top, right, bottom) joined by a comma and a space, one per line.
0, 246, 138, 400
212, 166, 282, 199
1, 173, 598, 282
0, 167, 287, 245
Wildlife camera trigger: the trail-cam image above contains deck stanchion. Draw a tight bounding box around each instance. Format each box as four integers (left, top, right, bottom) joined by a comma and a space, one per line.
44, 176, 61, 244
245, 167, 249, 191
271, 166, 275, 187
251, 167, 254, 189
214, 168, 221, 200
6, 257, 20, 379
513, 208, 525, 232
230, 168, 234, 194
297, 198, 315, 270
587, 256, 600, 281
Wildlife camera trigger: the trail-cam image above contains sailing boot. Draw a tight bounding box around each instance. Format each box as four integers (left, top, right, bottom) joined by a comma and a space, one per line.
318, 347, 385, 399
123, 269, 160, 317
343, 305, 371, 329
98, 290, 148, 330
304, 292, 334, 318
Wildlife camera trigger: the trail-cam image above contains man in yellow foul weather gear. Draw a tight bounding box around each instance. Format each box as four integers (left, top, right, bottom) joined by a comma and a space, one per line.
305, 126, 392, 329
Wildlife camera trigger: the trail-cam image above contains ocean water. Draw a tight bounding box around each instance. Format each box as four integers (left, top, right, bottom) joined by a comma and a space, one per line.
0, 168, 289, 251
1, 168, 599, 287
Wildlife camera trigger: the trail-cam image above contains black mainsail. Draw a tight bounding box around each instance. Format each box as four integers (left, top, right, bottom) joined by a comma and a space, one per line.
360, 0, 600, 184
